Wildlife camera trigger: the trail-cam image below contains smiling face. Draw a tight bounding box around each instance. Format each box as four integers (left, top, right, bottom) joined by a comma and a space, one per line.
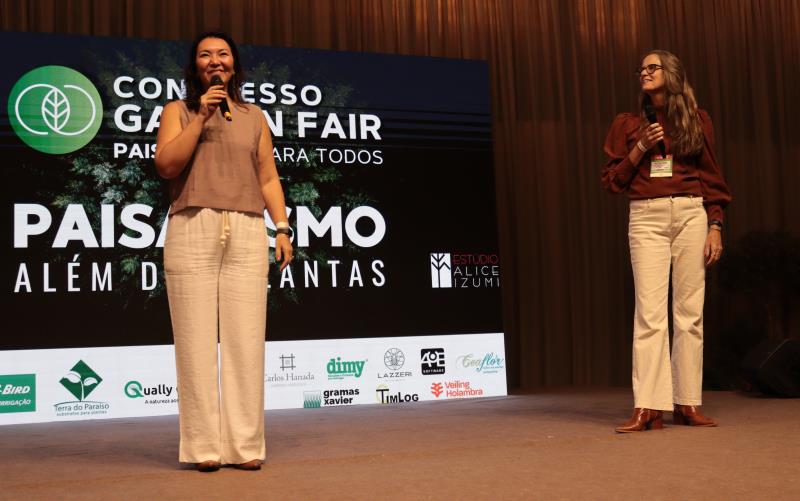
195, 37, 234, 89
639, 53, 665, 94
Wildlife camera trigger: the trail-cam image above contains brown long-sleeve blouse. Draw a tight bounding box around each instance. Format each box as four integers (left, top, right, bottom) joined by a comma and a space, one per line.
601, 109, 732, 222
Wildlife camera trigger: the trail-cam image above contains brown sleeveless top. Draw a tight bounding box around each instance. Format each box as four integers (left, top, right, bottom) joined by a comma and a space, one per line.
168, 100, 266, 215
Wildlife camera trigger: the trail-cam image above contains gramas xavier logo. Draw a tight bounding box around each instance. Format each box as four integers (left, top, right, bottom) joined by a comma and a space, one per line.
59, 360, 102, 402
8, 65, 103, 154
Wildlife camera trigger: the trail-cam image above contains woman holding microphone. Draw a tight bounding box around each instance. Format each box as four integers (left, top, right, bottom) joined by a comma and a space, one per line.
602, 50, 731, 433
155, 32, 292, 470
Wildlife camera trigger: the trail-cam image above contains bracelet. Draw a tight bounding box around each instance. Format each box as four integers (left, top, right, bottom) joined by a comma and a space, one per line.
709, 226, 722, 231
275, 227, 291, 235
276, 221, 290, 229
708, 219, 723, 229
636, 140, 647, 153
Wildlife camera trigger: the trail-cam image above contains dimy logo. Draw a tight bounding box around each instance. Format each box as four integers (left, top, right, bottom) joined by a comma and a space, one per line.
8, 65, 103, 154
59, 360, 102, 401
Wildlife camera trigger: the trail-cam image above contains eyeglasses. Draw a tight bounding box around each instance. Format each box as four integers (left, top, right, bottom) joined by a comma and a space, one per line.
635, 64, 663, 76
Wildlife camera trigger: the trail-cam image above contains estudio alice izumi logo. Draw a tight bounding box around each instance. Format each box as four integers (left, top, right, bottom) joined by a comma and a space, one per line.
8, 65, 103, 154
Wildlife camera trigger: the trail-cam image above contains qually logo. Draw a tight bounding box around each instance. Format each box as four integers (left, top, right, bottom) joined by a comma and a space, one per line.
124, 380, 177, 405
8, 65, 103, 154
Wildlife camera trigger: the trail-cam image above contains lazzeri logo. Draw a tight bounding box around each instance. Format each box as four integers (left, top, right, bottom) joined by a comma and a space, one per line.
8, 65, 103, 154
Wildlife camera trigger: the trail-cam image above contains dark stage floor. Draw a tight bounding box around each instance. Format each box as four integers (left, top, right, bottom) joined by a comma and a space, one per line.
1, 389, 798, 500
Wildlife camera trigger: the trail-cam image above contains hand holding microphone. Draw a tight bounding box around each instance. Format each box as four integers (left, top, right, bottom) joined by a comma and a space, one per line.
642, 104, 666, 156
199, 75, 232, 122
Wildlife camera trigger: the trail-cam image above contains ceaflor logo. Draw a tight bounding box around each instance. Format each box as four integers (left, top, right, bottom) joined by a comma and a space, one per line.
59, 360, 102, 401
8, 65, 103, 154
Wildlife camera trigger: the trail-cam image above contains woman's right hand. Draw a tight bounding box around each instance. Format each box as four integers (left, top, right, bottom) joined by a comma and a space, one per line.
198, 84, 227, 121
640, 122, 664, 150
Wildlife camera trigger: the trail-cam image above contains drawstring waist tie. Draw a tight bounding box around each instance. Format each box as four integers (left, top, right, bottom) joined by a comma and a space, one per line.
219, 210, 231, 247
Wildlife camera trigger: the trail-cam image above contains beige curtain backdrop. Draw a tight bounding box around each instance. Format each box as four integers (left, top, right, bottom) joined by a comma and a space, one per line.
3, 0, 798, 389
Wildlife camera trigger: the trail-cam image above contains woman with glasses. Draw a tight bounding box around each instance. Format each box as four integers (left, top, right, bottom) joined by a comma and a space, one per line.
602, 50, 732, 433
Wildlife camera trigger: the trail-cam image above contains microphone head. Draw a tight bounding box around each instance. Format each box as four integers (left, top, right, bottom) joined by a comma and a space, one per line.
644, 103, 658, 124
210, 75, 224, 87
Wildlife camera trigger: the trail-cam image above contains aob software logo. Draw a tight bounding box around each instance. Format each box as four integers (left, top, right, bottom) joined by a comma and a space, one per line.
8, 65, 103, 154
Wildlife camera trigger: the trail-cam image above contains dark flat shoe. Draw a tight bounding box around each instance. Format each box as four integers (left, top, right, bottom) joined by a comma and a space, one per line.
234, 459, 262, 470
196, 460, 221, 472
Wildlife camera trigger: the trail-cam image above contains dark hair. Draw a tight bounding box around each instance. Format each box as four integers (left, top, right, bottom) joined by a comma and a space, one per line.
183, 31, 245, 112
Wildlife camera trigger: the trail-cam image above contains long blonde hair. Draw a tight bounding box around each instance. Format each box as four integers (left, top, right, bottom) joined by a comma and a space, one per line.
639, 50, 704, 158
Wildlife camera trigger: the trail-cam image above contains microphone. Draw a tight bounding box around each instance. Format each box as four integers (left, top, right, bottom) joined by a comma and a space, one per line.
644, 104, 666, 157
209, 75, 232, 122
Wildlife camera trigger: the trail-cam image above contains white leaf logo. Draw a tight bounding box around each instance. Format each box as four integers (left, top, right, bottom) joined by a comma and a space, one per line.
62, 371, 81, 384
41, 87, 70, 132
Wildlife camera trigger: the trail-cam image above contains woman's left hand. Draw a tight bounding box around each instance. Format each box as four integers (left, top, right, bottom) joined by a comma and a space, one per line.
275, 233, 293, 271
704, 229, 723, 267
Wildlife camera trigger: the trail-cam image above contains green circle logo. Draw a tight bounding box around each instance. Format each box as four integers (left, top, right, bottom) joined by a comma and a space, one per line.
8, 65, 103, 154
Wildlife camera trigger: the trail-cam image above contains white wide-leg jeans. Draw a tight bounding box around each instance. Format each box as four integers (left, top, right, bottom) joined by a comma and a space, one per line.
628, 195, 708, 411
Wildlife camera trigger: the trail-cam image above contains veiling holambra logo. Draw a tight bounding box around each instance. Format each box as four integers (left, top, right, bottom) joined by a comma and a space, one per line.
59, 360, 102, 401
8, 65, 103, 154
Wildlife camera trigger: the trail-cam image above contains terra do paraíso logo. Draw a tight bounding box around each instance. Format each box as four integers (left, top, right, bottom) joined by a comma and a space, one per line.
8, 65, 103, 154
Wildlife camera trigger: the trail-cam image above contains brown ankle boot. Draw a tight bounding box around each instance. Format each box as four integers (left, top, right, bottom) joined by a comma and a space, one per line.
615, 408, 664, 433
673, 405, 718, 427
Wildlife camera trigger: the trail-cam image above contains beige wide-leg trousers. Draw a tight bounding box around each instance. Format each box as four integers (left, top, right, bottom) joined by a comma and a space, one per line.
164, 207, 268, 464
628, 196, 707, 411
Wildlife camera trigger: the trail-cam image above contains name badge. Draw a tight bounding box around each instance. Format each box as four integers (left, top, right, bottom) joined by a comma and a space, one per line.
650, 155, 673, 178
